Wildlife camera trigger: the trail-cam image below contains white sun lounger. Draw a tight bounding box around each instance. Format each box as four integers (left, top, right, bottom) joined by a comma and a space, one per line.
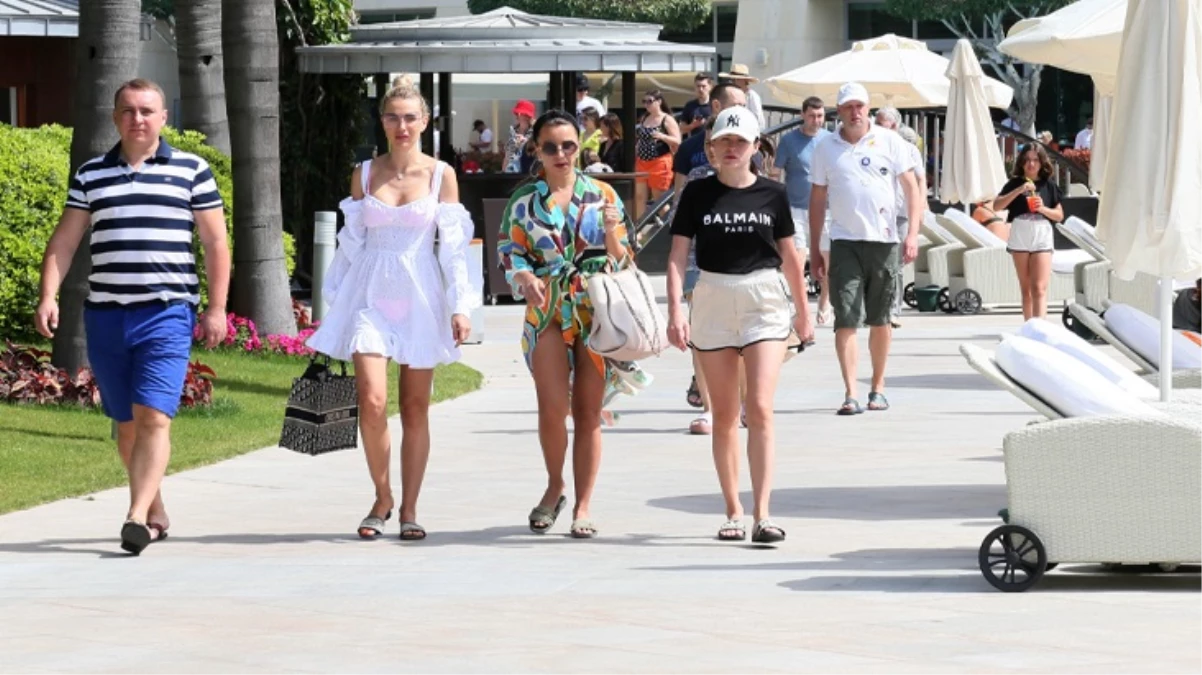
1067, 304, 1202, 388
959, 343, 1201, 592
935, 209, 1075, 314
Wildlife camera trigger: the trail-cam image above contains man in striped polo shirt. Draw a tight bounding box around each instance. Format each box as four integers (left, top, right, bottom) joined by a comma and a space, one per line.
35, 78, 231, 555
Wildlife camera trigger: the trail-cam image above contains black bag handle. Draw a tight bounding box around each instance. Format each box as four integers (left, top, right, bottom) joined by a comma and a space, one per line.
304, 353, 348, 380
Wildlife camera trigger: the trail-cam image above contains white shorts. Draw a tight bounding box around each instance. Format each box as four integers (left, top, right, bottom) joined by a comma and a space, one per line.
689, 269, 793, 351
790, 207, 831, 252
1007, 216, 1054, 253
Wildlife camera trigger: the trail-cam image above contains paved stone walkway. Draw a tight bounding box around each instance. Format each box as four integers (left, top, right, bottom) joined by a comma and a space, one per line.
1, 287, 1198, 673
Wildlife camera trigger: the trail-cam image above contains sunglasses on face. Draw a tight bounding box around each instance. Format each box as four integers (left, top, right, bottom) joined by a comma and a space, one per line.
643, 98, 656, 104
540, 140, 579, 156
382, 113, 423, 125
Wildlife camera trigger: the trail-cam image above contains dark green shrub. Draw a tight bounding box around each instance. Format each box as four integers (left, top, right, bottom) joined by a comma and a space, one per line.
0, 124, 293, 339
0, 124, 72, 340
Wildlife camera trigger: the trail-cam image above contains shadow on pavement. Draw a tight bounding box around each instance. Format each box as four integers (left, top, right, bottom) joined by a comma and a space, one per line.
648, 484, 1006, 521
781, 569, 1201, 594
637, 546, 981, 574
649, 482, 1004, 521
860, 373, 999, 391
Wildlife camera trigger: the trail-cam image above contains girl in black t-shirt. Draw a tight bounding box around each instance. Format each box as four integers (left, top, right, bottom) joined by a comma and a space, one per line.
665, 106, 815, 544
993, 144, 1065, 320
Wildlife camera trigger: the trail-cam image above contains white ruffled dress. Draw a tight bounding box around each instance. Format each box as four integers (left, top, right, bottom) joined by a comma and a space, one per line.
306, 159, 481, 368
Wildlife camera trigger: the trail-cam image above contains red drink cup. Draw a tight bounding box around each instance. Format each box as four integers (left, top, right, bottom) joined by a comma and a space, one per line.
1026, 194, 1040, 212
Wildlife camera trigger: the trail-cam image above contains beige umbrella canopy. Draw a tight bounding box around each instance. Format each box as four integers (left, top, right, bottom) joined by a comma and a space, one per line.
765, 34, 1013, 109
999, 0, 1126, 86
940, 39, 1009, 206
999, 0, 1127, 188
1095, 0, 1202, 402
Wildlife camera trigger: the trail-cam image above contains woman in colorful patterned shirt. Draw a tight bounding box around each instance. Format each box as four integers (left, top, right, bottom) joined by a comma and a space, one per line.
497, 110, 648, 539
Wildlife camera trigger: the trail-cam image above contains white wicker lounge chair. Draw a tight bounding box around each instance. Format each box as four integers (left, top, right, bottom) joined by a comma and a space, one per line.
957, 343, 1202, 592
1055, 217, 1112, 320
1067, 304, 1202, 388
936, 209, 1075, 314
905, 212, 965, 311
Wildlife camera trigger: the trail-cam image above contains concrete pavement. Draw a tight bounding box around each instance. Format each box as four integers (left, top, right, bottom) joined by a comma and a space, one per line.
1, 285, 1198, 673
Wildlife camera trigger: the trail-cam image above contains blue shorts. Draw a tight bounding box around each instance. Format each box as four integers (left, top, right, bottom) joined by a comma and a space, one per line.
84, 302, 195, 422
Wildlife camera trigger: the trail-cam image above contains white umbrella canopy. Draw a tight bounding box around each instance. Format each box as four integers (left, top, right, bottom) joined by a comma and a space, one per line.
765, 34, 1013, 109
940, 39, 1009, 205
1096, 0, 1202, 402
999, 0, 1126, 81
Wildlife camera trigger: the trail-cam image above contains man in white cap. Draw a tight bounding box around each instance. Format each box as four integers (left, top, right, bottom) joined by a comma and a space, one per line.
808, 82, 923, 416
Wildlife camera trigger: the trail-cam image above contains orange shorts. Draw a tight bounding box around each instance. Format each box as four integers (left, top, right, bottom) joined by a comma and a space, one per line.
636, 155, 674, 192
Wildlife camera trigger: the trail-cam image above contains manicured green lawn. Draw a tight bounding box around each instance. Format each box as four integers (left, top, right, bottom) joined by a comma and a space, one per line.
0, 350, 483, 514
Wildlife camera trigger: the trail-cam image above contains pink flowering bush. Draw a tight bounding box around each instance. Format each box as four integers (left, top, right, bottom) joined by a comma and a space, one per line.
194, 311, 319, 357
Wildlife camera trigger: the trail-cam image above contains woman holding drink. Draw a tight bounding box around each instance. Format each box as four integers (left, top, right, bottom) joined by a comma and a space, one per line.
993, 144, 1064, 321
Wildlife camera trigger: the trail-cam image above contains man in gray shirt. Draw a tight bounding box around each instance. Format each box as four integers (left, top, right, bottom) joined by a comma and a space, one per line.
776, 96, 833, 323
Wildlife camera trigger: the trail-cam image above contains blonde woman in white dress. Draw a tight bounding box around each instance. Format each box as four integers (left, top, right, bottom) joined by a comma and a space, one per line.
307, 85, 479, 541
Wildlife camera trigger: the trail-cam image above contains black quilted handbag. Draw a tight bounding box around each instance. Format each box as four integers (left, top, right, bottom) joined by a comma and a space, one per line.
279, 356, 358, 455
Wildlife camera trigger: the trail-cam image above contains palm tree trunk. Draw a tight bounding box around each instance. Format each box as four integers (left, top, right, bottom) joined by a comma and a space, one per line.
53, 0, 142, 372
176, 0, 230, 155
222, 0, 296, 336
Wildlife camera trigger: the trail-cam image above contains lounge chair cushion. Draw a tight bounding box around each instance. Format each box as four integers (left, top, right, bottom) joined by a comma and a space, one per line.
1063, 216, 1105, 255
1104, 303, 1202, 370
1051, 248, 1094, 275
996, 335, 1162, 418
1017, 318, 1158, 399
942, 208, 1008, 249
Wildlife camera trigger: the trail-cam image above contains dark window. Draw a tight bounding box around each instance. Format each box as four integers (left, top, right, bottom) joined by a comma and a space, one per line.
915, 19, 958, 40
357, 9, 436, 25
0, 87, 15, 126
848, 2, 914, 41
661, 3, 739, 44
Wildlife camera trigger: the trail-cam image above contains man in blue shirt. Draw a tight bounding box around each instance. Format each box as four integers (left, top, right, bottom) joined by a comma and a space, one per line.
775, 96, 833, 323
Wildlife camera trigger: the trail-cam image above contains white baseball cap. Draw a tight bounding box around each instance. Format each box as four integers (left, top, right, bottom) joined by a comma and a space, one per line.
710, 106, 760, 142
837, 82, 870, 106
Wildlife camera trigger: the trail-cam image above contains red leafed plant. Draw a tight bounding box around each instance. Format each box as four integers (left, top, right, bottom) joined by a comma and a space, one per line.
181, 360, 217, 408
1, 341, 216, 409
0, 341, 100, 407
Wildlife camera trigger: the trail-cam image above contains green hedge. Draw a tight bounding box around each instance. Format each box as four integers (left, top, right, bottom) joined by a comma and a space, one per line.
0, 124, 294, 340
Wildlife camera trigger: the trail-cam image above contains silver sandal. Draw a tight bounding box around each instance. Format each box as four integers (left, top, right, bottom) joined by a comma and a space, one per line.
751, 519, 786, 544
717, 518, 746, 541
570, 518, 598, 539
357, 512, 390, 540
398, 521, 427, 541
528, 495, 567, 534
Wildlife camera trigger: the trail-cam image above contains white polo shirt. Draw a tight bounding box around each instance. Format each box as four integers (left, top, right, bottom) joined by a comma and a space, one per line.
810, 123, 918, 243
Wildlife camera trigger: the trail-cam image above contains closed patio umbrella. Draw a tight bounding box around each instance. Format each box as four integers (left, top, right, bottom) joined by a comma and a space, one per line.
1095, 0, 1202, 402
940, 39, 1008, 206
765, 34, 1012, 109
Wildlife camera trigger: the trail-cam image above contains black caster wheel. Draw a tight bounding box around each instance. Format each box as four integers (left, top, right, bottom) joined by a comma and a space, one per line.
1062, 304, 1074, 330
903, 282, 917, 308
954, 288, 983, 315
979, 524, 1047, 592
936, 287, 954, 313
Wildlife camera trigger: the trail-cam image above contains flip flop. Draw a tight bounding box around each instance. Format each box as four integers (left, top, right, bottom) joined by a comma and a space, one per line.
357, 511, 391, 540
688, 412, 712, 435
686, 376, 703, 408
120, 519, 153, 555
867, 392, 890, 411
398, 522, 427, 541
147, 522, 169, 542
717, 518, 746, 541
751, 519, 786, 544
528, 495, 567, 534
837, 397, 864, 416
570, 518, 598, 539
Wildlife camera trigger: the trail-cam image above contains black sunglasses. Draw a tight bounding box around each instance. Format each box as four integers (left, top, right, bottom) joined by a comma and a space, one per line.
540, 140, 579, 156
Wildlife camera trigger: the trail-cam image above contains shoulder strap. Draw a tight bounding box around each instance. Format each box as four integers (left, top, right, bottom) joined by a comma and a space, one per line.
430, 160, 445, 200
360, 159, 372, 194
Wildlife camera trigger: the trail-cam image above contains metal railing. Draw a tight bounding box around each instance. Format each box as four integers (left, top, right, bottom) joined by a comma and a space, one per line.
633, 105, 1092, 248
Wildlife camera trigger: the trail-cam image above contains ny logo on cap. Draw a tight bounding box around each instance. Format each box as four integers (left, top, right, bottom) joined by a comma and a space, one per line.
727, 116, 740, 127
